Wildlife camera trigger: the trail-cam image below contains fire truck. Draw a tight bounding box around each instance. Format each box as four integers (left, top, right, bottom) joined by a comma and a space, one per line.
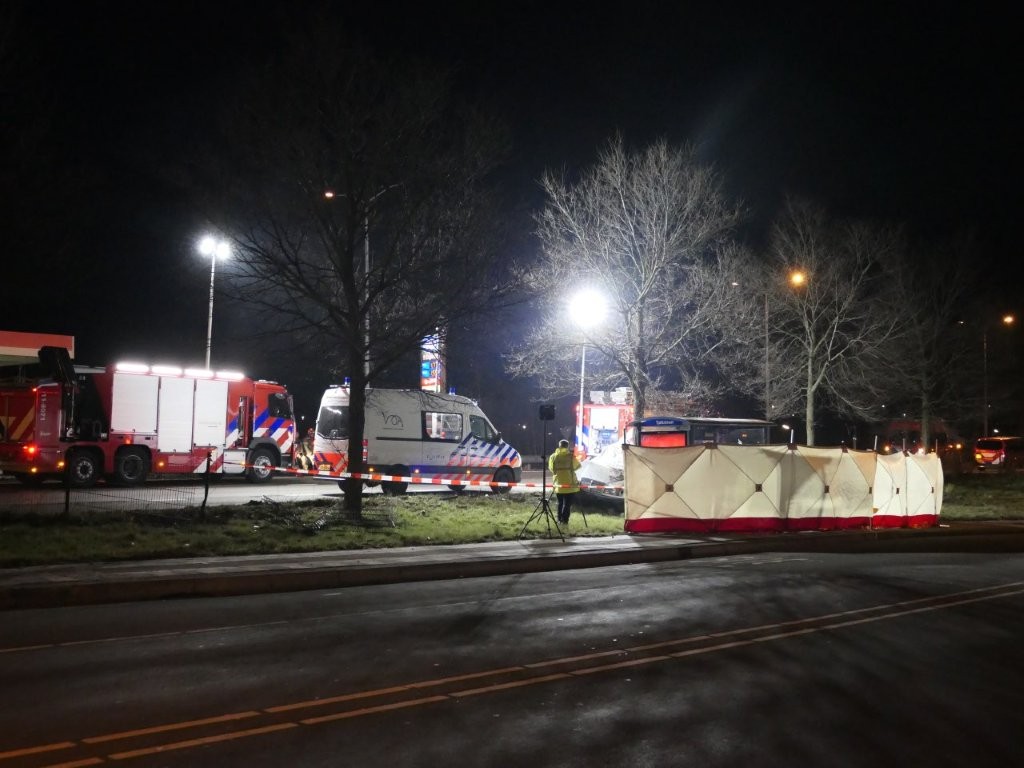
0, 349, 295, 487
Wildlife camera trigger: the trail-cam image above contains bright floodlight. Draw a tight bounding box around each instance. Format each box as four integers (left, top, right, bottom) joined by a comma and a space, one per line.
199, 236, 231, 260
569, 289, 607, 328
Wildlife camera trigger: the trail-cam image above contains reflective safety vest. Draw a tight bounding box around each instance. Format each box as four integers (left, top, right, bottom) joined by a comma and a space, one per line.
548, 447, 581, 494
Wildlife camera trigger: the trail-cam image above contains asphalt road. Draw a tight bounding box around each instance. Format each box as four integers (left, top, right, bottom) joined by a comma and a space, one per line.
2, 551, 1022, 767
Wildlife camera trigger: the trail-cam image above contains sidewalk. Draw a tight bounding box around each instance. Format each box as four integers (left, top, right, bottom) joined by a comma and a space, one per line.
2, 522, 1023, 611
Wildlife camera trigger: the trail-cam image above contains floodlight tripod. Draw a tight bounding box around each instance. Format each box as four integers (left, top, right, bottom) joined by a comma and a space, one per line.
518, 425, 564, 542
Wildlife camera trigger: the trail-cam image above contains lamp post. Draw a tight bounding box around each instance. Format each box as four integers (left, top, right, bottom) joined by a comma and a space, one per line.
760, 270, 807, 421
763, 291, 769, 420
198, 236, 231, 369
324, 185, 401, 381
983, 313, 1015, 436
568, 289, 607, 457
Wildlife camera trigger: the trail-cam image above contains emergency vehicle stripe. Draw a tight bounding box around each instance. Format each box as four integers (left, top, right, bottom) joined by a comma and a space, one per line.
253, 408, 270, 433
196, 448, 225, 473
446, 436, 522, 469
11, 409, 34, 441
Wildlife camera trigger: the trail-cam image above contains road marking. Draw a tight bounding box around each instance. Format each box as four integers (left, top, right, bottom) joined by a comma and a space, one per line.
265, 686, 410, 714
5, 581, 1023, 765
106, 723, 298, 761
0, 742, 75, 760
450, 673, 571, 697
82, 711, 262, 744
300, 696, 449, 725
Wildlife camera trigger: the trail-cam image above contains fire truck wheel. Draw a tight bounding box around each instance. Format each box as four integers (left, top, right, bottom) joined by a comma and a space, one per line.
490, 466, 515, 494
67, 451, 100, 488
114, 448, 148, 486
382, 466, 409, 496
246, 447, 277, 483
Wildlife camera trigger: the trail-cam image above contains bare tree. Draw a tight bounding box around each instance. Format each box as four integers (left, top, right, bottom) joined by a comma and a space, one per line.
202, 25, 520, 513
879, 235, 984, 447
763, 199, 904, 445
506, 137, 745, 419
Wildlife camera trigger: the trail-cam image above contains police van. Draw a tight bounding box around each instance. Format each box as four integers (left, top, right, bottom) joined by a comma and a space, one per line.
313, 386, 522, 494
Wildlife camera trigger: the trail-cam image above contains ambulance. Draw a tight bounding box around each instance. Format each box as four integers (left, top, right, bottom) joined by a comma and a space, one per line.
313, 386, 522, 494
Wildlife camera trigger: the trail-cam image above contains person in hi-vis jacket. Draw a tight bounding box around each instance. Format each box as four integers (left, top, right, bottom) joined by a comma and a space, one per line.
548, 439, 581, 524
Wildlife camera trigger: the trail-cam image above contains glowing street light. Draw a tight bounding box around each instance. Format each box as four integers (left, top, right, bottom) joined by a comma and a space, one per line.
569, 289, 607, 457
198, 236, 231, 369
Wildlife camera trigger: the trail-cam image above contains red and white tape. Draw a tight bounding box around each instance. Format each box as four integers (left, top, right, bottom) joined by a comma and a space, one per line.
271, 465, 624, 492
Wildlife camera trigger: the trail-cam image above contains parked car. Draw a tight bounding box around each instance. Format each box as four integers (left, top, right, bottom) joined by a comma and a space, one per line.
973, 436, 1024, 470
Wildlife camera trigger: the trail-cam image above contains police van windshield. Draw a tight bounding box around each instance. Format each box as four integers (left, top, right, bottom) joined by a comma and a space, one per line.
470, 415, 499, 443
317, 405, 349, 439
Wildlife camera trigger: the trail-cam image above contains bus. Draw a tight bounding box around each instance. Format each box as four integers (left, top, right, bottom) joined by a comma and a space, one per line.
623, 416, 777, 448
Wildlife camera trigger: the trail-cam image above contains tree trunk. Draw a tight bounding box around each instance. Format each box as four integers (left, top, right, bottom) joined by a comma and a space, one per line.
342, 351, 367, 517
633, 380, 647, 423
805, 362, 816, 446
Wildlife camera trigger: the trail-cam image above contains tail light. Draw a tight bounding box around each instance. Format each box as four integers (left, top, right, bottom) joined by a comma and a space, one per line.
22, 443, 38, 456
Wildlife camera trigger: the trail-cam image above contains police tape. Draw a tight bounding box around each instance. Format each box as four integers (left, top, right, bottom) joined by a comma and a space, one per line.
269, 465, 625, 492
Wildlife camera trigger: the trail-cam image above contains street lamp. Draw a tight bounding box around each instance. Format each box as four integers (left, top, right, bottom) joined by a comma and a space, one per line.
198, 236, 231, 369
760, 270, 807, 421
324, 185, 400, 381
568, 289, 607, 457
983, 313, 1015, 436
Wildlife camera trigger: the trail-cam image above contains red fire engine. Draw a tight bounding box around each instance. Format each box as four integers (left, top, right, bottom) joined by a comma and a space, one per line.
0, 353, 295, 488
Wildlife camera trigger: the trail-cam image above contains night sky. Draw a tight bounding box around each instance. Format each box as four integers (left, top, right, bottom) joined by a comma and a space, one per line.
3, 2, 1020, 442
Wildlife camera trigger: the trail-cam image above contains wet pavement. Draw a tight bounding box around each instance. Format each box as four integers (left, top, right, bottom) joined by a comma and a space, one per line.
2, 521, 1023, 610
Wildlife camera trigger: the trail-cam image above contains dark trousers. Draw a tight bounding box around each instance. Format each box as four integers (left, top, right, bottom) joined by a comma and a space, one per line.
555, 492, 574, 523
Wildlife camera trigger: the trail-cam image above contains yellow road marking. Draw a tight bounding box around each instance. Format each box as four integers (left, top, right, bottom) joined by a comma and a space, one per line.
0, 742, 75, 760
450, 673, 571, 697
82, 711, 262, 744
300, 696, 449, 725
106, 723, 298, 761
265, 686, 410, 714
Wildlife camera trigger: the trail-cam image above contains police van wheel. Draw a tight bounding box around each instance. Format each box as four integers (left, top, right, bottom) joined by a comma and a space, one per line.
490, 466, 515, 494
382, 466, 409, 496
